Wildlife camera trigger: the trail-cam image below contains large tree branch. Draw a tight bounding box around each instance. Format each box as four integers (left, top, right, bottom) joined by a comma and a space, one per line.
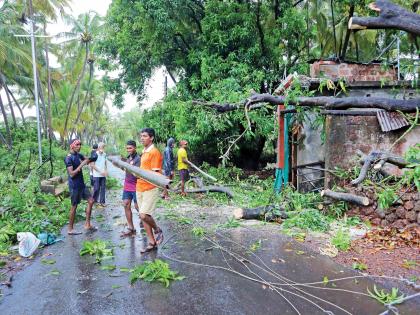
194, 93, 420, 113
349, 0, 420, 36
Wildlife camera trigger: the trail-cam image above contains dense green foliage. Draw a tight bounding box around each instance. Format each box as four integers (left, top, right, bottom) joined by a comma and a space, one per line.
100, 0, 419, 168
0, 126, 71, 253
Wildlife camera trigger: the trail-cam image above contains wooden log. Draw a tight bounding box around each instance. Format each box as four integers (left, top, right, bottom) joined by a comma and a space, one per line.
108, 156, 171, 188
233, 205, 288, 221
40, 184, 56, 194
184, 186, 234, 198
348, 0, 420, 36
54, 183, 68, 196
321, 189, 370, 206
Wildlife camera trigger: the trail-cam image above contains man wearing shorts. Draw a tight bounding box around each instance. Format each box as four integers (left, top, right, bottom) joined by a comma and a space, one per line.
120, 140, 140, 238
64, 139, 95, 235
177, 140, 190, 196
136, 128, 164, 253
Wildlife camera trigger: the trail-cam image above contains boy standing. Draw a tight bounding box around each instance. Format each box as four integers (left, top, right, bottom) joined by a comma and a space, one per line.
120, 140, 140, 237
64, 139, 95, 235
177, 140, 190, 196
136, 128, 164, 253
92, 142, 108, 207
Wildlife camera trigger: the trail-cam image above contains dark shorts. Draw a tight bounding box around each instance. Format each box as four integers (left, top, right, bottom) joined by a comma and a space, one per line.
122, 190, 137, 203
69, 186, 91, 206
179, 169, 190, 182
163, 168, 172, 177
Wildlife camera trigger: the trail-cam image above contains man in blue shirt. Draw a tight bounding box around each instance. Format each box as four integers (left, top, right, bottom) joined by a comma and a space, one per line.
64, 139, 95, 235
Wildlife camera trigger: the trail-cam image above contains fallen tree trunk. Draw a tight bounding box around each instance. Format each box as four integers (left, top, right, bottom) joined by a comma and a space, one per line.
183, 186, 234, 198
194, 93, 420, 113
108, 156, 171, 188
321, 189, 370, 206
348, 0, 420, 36
233, 205, 288, 221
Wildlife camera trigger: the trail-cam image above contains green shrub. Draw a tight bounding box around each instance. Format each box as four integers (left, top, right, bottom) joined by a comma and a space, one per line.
129, 259, 185, 287
282, 209, 330, 232
331, 229, 351, 251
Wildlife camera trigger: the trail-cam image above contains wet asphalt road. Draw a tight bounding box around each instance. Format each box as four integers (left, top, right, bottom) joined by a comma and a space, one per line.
0, 163, 419, 315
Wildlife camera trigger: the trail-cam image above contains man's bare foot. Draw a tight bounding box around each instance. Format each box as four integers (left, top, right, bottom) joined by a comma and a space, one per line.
68, 230, 82, 235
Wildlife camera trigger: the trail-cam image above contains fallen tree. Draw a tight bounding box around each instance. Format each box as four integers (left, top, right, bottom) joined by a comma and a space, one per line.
194, 93, 420, 113
233, 205, 288, 221
321, 189, 370, 206
352, 150, 409, 185
348, 0, 420, 36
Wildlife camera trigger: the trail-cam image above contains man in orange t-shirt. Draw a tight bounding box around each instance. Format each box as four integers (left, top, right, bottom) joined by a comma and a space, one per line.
136, 128, 164, 253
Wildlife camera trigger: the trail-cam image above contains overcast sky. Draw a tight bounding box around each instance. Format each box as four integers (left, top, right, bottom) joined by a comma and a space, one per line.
56, 0, 175, 115
4, 0, 174, 119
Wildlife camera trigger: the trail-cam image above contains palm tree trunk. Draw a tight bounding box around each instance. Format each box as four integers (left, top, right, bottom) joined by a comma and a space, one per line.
6, 86, 25, 123
0, 73, 16, 127
0, 94, 12, 148
3, 88, 16, 128
70, 62, 93, 136
0, 129, 8, 148
62, 42, 89, 145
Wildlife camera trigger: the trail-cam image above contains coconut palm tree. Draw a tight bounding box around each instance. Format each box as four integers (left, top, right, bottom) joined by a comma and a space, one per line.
58, 11, 102, 144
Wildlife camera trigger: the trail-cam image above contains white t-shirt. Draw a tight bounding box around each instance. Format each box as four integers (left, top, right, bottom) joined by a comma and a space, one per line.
93, 152, 107, 177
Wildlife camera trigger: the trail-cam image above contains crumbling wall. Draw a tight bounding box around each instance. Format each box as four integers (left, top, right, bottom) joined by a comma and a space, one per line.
310, 60, 397, 82
347, 190, 420, 228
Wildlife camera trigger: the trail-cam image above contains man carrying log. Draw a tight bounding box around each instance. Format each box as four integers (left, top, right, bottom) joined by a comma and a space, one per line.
64, 139, 95, 235
177, 140, 190, 196
120, 140, 140, 238
136, 128, 164, 253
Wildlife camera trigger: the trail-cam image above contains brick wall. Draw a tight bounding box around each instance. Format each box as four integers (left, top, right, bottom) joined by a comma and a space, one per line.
310, 60, 397, 82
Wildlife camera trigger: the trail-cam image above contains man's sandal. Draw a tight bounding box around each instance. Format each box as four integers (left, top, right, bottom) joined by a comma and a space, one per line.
155, 228, 164, 245
120, 228, 136, 238
140, 243, 157, 254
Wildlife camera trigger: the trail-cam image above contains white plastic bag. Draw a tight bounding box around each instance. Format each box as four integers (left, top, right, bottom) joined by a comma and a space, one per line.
17, 232, 40, 257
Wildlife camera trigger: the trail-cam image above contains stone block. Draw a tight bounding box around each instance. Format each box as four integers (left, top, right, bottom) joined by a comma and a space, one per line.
406, 211, 417, 222
381, 219, 390, 227
404, 200, 415, 210
371, 218, 381, 226
385, 213, 397, 223
414, 200, 420, 212
391, 219, 407, 229
396, 206, 406, 219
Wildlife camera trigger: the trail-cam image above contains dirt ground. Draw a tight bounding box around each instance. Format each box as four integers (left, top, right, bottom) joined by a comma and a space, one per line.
304, 225, 420, 289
